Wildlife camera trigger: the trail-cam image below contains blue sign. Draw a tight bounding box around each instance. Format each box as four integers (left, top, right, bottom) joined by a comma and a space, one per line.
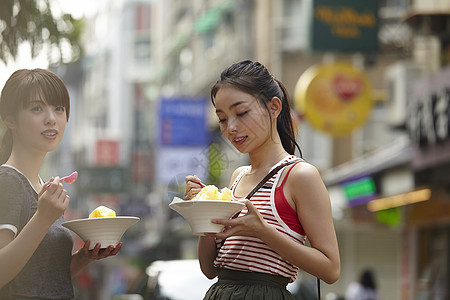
158, 97, 209, 146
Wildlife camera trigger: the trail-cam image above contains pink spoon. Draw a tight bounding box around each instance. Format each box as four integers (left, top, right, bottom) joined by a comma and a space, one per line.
44, 171, 78, 190
61, 171, 78, 184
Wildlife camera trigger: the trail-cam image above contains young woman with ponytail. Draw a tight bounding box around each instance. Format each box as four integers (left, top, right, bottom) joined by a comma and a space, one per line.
185, 60, 340, 299
0, 69, 121, 299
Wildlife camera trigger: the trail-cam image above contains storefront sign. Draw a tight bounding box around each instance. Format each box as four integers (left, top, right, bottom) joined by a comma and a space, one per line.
367, 188, 431, 212
407, 69, 450, 146
294, 62, 373, 136
407, 66, 450, 170
310, 0, 379, 52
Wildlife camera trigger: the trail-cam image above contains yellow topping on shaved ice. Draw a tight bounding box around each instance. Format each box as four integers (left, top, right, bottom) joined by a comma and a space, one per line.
193, 185, 232, 201
89, 205, 116, 218
220, 187, 232, 200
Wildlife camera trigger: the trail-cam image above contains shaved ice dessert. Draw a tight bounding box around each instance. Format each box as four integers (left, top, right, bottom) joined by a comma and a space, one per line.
89, 205, 116, 218
193, 185, 232, 201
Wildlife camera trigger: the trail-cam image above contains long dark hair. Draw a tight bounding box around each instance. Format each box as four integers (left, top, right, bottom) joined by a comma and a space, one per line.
360, 269, 376, 290
211, 60, 301, 156
0, 69, 70, 164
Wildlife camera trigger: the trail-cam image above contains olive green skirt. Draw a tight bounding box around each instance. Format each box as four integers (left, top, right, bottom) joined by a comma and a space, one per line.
203, 268, 295, 300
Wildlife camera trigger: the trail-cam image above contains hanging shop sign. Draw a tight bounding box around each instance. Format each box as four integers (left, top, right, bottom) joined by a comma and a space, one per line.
407, 67, 450, 147
294, 62, 373, 136
310, 0, 379, 52
158, 97, 209, 146
341, 175, 377, 207
407, 66, 450, 170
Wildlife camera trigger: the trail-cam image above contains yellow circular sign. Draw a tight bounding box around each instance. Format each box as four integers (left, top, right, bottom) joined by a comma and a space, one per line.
294, 62, 373, 136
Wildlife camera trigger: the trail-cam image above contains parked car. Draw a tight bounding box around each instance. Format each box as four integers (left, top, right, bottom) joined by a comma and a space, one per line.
144, 259, 308, 300
145, 259, 214, 300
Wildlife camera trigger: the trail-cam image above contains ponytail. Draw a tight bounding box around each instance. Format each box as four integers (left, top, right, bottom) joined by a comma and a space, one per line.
275, 79, 302, 157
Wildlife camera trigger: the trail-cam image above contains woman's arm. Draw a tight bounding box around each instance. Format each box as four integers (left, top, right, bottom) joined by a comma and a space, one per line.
0, 178, 69, 288
286, 163, 340, 283
197, 236, 219, 279
0, 213, 55, 287
209, 163, 340, 284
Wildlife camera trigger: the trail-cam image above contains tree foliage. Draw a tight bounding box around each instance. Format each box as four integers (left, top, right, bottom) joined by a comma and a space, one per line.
0, 0, 83, 64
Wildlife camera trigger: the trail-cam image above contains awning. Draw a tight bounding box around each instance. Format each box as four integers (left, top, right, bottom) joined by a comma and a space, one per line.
321, 135, 412, 186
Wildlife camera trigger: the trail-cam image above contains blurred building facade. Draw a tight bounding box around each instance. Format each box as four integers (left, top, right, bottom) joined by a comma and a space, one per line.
54, 0, 450, 299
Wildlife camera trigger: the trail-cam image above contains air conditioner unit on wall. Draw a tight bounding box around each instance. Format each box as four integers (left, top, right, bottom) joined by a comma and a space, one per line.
384, 62, 422, 128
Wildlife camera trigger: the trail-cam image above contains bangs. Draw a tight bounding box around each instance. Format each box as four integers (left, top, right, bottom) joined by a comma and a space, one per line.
18, 69, 70, 120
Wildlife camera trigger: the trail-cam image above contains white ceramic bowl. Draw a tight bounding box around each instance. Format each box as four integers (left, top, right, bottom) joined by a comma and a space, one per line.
62, 216, 140, 249
169, 197, 245, 235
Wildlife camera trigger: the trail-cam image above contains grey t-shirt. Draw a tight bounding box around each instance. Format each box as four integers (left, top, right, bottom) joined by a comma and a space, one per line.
0, 165, 74, 300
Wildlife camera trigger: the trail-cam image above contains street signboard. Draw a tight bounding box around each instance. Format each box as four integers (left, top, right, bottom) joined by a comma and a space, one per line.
310, 0, 379, 52
158, 97, 209, 146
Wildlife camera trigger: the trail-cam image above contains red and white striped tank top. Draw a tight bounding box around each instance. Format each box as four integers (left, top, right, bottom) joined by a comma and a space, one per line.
213, 155, 307, 282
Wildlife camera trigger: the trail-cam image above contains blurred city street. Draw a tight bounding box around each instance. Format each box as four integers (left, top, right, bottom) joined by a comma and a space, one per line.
0, 0, 449, 299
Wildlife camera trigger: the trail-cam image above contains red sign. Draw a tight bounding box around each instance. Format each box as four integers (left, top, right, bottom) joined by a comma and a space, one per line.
96, 140, 119, 166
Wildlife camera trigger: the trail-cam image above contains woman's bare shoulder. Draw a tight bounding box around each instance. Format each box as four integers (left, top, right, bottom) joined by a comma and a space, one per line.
290, 161, 321, 180
228, 166, 249, 187
286, 161, 327, 193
